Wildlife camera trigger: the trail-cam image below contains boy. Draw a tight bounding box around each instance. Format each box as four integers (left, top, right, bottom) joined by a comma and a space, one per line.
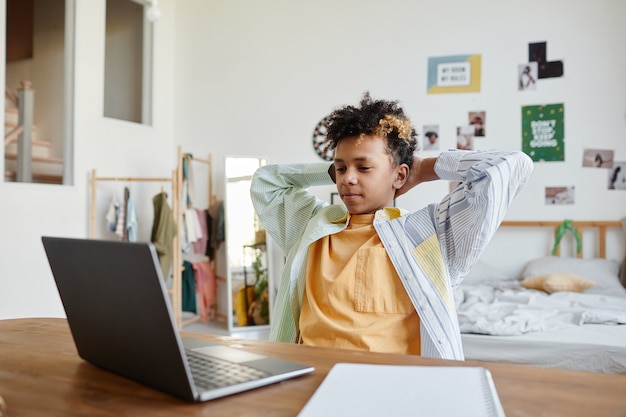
250, 93, 533, 360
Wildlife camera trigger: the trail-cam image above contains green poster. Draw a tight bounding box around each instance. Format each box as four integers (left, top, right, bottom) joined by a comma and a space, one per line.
521, 103, 564, 162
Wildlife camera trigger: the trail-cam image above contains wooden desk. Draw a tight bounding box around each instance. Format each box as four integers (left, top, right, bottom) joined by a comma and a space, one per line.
0, 318, 625, 416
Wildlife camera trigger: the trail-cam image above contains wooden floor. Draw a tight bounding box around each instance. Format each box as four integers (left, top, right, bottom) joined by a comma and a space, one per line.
181, 315, 270, 340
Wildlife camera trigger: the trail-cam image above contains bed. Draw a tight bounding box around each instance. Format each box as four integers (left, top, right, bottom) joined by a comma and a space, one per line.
457, 220, 626, 374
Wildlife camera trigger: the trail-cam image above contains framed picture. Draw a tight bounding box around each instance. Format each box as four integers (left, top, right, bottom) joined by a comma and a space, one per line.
521, 103, 564, 162
545, 186, 575, 205
427, 54, 482, 94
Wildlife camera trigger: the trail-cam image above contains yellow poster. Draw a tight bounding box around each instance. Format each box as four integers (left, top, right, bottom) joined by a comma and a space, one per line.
427, 54, 482, 94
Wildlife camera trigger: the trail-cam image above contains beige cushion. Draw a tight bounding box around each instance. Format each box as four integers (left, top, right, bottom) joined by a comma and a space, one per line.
521, 256, 622, 295
621, 217, 626, 288
520, 272, 595, 294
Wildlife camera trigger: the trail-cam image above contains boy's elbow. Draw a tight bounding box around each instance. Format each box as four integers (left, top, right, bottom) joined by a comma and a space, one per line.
518, 151, 534, 176
517, 151, 534, 183
511, 151, 534, 196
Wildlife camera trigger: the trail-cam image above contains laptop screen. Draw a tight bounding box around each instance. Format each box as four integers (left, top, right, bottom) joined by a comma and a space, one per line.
42, 236, 197, 401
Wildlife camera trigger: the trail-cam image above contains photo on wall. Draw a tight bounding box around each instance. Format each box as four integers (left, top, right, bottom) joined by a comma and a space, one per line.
545, 186, 575, 205
582, 149, 614, 168
608, 162, 626, 190
521, 103, 564, 162
518, 62, 538, 91
468, 111, 485, 137
421, 125, 440, 151
456, 125, 475, 150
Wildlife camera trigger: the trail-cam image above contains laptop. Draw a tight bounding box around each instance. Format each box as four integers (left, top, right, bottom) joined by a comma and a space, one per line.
41, 236, 314, 402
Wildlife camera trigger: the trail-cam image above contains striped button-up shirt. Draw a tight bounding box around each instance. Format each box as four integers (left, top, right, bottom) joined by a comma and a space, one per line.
250, 149, 533, 360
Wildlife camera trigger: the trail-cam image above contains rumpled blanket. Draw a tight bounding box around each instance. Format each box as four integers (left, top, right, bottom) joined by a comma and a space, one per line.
454, 280, 626, 335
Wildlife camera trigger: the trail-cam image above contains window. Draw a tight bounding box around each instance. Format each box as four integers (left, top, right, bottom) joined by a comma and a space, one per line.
103, 0, 153, 125
3, 0, 74, 185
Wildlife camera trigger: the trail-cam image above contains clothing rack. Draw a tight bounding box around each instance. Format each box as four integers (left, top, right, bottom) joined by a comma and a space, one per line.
89, 168, 184, 328
176, 146, 227, 326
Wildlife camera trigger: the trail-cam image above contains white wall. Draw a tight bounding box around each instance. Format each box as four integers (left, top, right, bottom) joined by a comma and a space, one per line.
1, 0, 624, 319
173, 0, 626, 277
0, 0, 177, 318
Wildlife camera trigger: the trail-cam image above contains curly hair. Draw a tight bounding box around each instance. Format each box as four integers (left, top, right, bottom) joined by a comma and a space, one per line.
326, 92, 418, 166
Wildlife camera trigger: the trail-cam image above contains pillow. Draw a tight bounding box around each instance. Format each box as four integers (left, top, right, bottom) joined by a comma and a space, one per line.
461, 260, 510, 284
520, 272, 595, 293
520, 256, 624, 295
621, 218, 626, 287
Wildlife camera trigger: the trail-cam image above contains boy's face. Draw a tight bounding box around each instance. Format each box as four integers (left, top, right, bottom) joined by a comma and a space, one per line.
333, 135, 408, 214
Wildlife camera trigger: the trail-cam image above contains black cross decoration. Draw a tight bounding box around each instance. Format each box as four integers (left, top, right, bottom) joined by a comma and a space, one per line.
528, 41, 564, 79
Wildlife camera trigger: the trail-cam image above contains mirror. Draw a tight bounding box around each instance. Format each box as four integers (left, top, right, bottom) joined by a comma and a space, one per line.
224, 156, 271, 331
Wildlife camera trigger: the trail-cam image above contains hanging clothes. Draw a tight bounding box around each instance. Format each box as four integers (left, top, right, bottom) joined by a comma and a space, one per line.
206, 200, 225, 259
114, 188, 127, 240
151, 192, 177, 280
183, 208, 202, 244
192, 208, 208, 255
192, 260, 217, 322
182, 153, 195, 208
215, 201, 225, 242
125, 189, 138, 242
181, 261, 197, 313
105, 195, 119, 233
122, 187, 130, 241
204, 209, 215, 260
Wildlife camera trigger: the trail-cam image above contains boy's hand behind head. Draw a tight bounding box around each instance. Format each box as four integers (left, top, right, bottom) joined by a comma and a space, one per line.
394, 156, 439, 199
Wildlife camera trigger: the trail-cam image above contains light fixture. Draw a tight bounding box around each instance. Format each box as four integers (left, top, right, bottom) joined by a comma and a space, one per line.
146, 0, 161, 22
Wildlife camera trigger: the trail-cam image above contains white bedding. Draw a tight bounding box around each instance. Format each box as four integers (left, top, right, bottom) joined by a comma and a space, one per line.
462, 324, 626, 374
456, 257, 626, 374
454, 281, 626, 336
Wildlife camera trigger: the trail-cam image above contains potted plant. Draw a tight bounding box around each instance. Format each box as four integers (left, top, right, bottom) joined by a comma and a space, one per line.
249, 248, 269, 325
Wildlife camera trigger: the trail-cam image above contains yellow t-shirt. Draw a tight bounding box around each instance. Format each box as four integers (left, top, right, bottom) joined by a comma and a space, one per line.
299, 213, 421, 355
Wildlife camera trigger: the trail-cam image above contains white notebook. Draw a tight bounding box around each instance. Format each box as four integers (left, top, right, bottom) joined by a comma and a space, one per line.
298, 363, 506, 417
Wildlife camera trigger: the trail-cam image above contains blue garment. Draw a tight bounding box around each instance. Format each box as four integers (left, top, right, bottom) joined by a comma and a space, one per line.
182, 261, 197, 313
125, 192, 138, 242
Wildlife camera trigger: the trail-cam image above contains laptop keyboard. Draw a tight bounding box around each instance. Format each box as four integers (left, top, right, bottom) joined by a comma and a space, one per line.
186, 349, 271, 390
